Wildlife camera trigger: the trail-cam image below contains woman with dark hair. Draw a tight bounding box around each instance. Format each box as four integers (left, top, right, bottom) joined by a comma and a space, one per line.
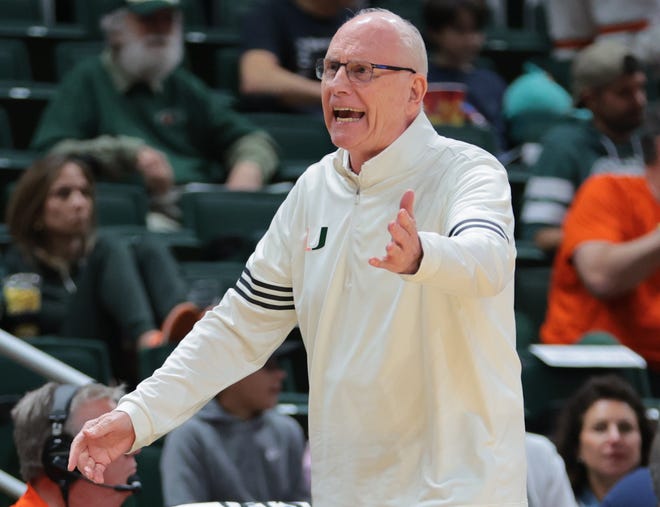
2, 153, 200, 382
554, 374, 655, 506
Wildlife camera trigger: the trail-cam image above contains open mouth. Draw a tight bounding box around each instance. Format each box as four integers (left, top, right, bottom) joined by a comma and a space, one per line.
334, 107, 365, 122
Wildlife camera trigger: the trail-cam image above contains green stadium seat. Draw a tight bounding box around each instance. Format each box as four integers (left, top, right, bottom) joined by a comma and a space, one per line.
180, 260, 245, 306
0, 0, 43, 26
73, 0, 206, 37
134, 443, 164, 507
0, 336, 113, 402
0, 80, 56, 149
0, 38, 31, 80
434, 123, 499, 154
180, 189, 287, 245
514, 240, 553, 340
245, 112, 335, 182
0, 105, 12, 148
95, 182, 149, 227
54, 40, 103, 79
210, 0, 260, 30
214, 46, 240, 96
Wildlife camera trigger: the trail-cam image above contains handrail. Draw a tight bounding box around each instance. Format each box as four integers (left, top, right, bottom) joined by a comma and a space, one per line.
0, 329, 95, 499
0, 329, 94, 385
0, 469, 25, 498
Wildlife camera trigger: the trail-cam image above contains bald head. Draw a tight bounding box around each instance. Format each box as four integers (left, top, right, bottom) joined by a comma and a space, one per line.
337, 8, 428, 77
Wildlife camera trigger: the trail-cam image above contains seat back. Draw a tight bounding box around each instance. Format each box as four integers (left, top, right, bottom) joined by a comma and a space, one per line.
55, 41, 104, 79
0, 39, 31, 80
214, 46, 241, 96
180, 190, 287, 245
0, 336, 113, 399
134, 444, 164, 507
74, 0, 205, 36
95, 182, 149, 227
210, 0, 260, 30
434, 123, 499, 154
180, 260, 245, 306
0, 0, 42, 25
0, 105, 12, 148
245, 112, 335, 182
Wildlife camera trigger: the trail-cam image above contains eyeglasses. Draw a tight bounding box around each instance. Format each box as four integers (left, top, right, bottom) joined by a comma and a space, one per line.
315, 58, 416, 83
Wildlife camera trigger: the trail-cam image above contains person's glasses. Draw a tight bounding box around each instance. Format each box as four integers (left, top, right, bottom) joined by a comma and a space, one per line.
315, 58, 416, 83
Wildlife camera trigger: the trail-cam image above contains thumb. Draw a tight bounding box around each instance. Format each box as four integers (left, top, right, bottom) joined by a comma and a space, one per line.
399, 189, 415, 218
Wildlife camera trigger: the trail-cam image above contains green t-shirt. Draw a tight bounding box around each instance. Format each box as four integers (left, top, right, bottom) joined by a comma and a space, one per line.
520, 119, 645, 240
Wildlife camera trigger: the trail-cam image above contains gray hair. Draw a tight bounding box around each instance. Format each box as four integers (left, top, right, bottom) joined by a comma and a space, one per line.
351, 8, 428, 77
11, 382, 124, 483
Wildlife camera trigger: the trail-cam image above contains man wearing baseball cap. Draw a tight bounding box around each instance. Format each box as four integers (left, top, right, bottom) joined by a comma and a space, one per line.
520, 39, 647, 252
30, 0, 278, 229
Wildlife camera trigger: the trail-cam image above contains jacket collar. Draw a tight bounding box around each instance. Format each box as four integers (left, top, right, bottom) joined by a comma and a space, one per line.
333, 112, 438, 189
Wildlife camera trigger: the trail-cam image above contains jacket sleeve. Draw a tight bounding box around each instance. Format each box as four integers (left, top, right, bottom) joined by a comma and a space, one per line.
404, 152, 516, 297
118, 187, 301, 450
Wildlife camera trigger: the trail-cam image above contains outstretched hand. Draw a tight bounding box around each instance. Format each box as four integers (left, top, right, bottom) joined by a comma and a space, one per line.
67, 410, 136, 484
368, 190, 423, 274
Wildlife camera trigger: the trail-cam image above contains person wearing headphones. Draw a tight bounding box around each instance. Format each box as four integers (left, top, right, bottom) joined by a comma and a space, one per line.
9, 382, 141, 507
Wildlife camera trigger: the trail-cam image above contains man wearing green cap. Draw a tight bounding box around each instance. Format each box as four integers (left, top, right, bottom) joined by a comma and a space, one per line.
31, 0, 279, 228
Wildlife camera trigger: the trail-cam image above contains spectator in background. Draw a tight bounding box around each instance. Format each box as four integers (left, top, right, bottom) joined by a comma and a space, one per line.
540, 106, 660, 385
554, 375, 655, 507
525, 432, 578, 507
160, 342, 309, 506
544, 0, 660, 65
422, 0, 508, 151
30, 0, 278, 230
3, 153, 200, 384
10, 382, 139, 507
239, 0, 363, 114
520, 39, 647, 252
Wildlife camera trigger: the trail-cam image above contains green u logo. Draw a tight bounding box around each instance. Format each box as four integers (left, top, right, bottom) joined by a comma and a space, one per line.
310, 227, 328, 250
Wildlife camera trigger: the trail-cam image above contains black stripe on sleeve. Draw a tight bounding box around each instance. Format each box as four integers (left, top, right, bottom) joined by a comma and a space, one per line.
234, 285, 296, 311
243, 268, 293, 293
448, 218, 508, 241
238, 274, 294, 302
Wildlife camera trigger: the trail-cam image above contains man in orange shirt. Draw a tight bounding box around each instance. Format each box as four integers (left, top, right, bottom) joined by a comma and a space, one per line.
542, 106, 660, 375
10, 383, 139, 507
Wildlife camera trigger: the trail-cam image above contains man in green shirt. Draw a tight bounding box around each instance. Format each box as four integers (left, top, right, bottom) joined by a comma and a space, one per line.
520, 40, 647, 252
31, 0, 279, 225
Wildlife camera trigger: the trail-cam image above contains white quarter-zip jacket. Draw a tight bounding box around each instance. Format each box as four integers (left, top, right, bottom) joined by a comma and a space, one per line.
119, 112, 527, 506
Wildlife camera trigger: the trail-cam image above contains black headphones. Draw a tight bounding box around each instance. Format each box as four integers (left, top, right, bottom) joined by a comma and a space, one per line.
42, 384, 79, 490
41, 384, 141, 501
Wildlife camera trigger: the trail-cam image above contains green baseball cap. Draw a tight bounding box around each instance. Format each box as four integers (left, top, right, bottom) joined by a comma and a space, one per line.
124, 0, 180, 15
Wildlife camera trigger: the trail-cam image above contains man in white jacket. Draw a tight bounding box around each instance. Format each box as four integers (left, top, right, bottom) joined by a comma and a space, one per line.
67, 7, 527, 506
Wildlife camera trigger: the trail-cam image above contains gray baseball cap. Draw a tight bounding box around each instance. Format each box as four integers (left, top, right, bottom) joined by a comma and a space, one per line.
572, 40, 641, 105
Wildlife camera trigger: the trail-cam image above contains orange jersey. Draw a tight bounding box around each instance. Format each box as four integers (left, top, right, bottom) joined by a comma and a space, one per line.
541, 174, 660, 368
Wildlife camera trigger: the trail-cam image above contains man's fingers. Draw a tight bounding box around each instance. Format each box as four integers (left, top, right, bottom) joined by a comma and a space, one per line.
399, 190, 415, 219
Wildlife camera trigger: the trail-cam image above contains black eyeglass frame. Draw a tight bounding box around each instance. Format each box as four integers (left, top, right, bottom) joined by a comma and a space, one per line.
315, 58, 417, 82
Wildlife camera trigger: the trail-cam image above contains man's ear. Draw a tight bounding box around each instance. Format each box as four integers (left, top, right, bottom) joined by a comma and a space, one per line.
408, 75, 427, 107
